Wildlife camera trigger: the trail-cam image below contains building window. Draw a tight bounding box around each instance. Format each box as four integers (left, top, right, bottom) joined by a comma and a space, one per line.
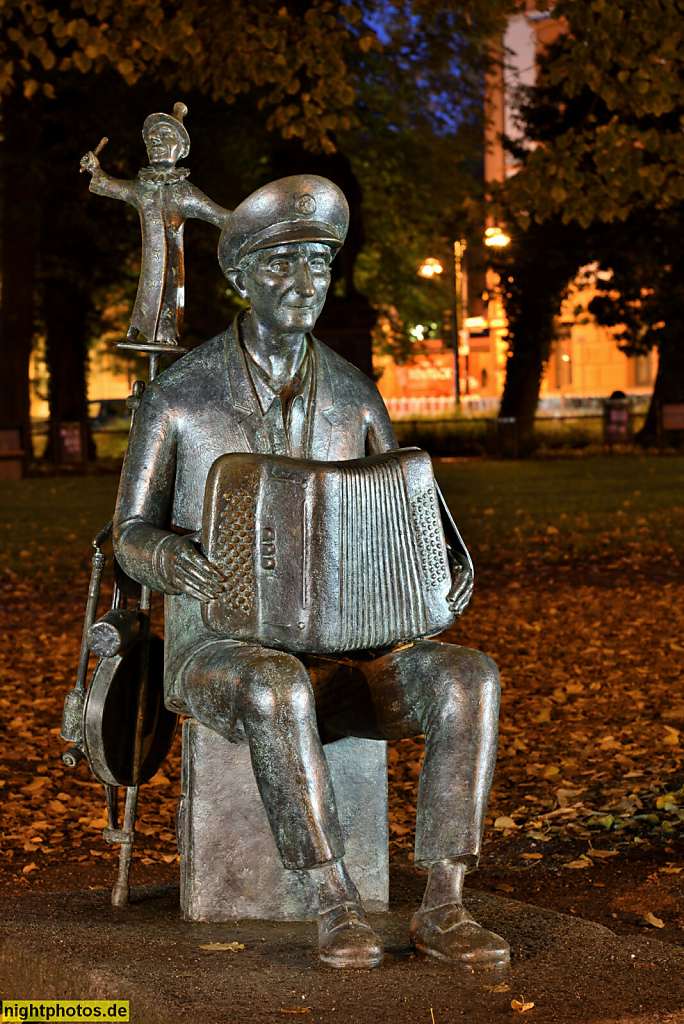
634, 353, 652, 387
554, 326, 573, 389
481, 368, 488, 389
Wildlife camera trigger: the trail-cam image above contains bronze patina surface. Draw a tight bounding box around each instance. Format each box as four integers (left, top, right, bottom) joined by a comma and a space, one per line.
111, 173, 508, 968
200, 448, 457, 652
80, 102, 230, 348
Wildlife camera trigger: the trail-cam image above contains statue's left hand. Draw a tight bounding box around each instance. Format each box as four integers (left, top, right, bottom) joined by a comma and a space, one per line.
447, 562, 473, 618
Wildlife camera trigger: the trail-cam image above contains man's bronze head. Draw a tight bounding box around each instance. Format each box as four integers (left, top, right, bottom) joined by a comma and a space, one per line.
226, 242, 333, 336
219, 175, 349, 337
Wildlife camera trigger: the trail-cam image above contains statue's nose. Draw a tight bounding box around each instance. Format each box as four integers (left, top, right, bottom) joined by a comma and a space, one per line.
294, 262, 315, 297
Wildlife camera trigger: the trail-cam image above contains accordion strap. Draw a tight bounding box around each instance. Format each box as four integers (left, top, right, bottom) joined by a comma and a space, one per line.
434, 481, 474, 580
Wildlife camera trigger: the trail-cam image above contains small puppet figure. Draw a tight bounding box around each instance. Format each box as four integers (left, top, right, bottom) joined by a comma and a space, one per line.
80, 102, 231, 347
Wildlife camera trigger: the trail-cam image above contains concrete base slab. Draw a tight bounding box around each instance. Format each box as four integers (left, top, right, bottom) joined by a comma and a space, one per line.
1, 869, 684, 1024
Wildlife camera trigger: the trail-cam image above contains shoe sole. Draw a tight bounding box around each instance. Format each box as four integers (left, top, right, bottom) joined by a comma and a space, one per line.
319, 951, 384, 969
412, 940, 510, 969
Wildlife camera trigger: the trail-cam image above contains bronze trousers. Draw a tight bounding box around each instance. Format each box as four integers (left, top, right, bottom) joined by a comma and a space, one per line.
179, 639, 500, 871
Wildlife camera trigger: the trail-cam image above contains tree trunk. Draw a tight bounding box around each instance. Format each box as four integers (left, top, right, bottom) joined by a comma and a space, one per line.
0, 95, 41, 461
43, 270, 96, 463
495, 219, 585, 452
638, 335, 684, 444
498, 309, 554, 450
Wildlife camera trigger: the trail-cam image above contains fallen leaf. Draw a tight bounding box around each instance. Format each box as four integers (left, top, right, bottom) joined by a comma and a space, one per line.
642, 912, 665, 929
521, 852, 543, 861
22, 862, 37, 874
543, 765, 560, 778
662, 727, 680, 746
589, 849, 619, 859
149, 772, 171, 787
659, 865, 683, 875
564, 857, 593, 869
511, 996, 535, 1013
494, 816, 517, 830
656, 792, 680, 810
493, 883, 515, 894
20, 777, 51, 795
199, 941, 245, 951
483, 983, 510, 993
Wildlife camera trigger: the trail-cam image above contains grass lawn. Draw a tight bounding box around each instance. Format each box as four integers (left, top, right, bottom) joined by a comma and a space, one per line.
436, 454, 684, 566
0, 476, 119, 580
0, 454, 682, 578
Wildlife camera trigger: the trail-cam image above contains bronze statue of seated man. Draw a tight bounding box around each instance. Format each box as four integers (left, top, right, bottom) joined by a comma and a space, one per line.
113, 174, 509, 969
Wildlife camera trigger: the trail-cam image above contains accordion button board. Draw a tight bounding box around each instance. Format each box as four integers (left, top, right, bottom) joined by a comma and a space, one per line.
201, 448, 455, 653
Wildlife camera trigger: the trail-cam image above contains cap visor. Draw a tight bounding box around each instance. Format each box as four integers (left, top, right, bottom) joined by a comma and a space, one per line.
239, 221, 342, 260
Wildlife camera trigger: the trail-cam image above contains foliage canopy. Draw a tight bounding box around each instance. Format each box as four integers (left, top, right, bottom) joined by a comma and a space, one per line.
503, 0, 684, 227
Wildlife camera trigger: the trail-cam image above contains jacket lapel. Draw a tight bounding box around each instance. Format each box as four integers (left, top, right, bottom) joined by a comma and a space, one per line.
223, 319, 271, 454
310, 337, 337, 459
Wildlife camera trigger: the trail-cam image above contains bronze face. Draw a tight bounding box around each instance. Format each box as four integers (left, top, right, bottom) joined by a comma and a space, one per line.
229, 242, 333, 337
145, 123, 184, 167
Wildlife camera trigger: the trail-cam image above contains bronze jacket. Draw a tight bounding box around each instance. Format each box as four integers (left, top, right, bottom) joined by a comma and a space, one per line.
114, 317, 397, 701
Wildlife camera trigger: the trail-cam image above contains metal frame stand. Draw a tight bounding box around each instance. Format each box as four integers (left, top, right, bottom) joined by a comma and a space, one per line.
60, 340, 185, 907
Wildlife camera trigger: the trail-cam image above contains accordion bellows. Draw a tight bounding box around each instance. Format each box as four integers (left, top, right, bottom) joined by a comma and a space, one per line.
201, 449, 455, 653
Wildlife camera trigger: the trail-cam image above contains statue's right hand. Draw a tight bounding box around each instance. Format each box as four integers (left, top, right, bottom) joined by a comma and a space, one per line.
158, 535, 227, 601
79, 151, 100, 175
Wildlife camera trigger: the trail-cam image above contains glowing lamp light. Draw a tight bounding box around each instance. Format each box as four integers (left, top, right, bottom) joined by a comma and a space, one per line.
418, 257, 444, 278
484, 226, 511, 248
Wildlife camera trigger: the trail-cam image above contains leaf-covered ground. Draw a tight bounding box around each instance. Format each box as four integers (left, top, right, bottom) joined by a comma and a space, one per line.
1, 459, 683, 949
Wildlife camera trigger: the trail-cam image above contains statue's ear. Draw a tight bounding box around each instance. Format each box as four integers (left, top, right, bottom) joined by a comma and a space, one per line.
225, 268, 248, 300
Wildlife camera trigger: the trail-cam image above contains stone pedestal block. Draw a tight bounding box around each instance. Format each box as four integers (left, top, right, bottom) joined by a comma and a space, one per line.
178, 719, 389, 922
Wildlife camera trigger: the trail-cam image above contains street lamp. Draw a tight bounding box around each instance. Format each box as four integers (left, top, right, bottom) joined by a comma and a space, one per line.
417, 247, 467, 407
418, 258, 444, 278
484, 226, 511, 248
453, 240, 467, 407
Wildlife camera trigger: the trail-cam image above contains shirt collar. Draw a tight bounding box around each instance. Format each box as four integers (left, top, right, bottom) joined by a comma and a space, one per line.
243, 338, 312, 415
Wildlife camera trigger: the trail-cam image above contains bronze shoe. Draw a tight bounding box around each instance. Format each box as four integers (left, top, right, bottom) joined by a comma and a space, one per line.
410, 903, 510, 968
318, 902, 384, 968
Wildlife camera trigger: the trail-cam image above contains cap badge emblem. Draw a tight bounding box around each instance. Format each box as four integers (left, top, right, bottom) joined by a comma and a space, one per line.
295, 194, 317, 216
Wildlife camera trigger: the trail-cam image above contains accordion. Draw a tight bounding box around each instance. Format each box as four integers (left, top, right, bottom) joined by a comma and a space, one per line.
201, 448, 463, 654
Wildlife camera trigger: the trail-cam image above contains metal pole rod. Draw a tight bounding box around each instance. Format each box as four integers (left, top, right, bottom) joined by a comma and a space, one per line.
453, 240, 467, 408
109, 349, 158, 908
111, 785, 139, 908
